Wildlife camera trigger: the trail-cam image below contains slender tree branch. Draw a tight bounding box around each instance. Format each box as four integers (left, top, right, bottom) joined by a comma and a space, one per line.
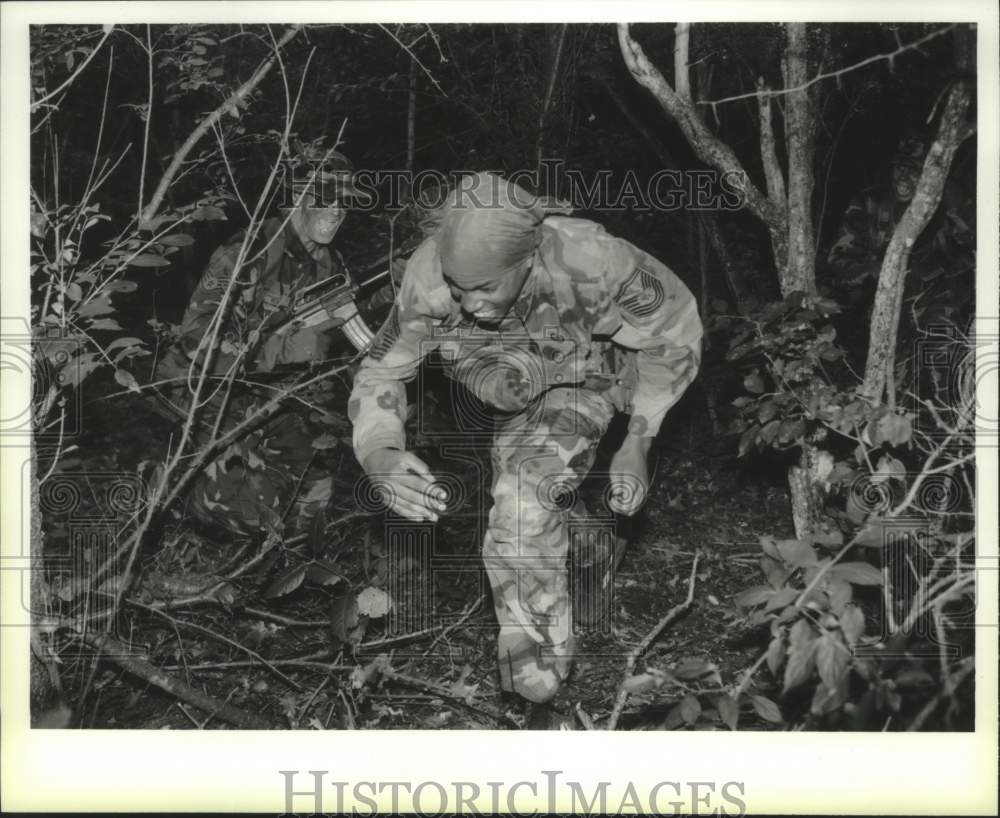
30, 26, 115, 113
696, 25, 957, 107
756, 79, 785, 205
139, 25, 301, 225
674, 23, 691, 100
861, 81, 973, 402
136, 26, 154, 224
617, 23, 782, 230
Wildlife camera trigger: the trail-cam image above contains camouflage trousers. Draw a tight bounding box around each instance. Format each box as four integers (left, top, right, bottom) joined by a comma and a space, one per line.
485, 386, 616, 703
183, 395, 332, 539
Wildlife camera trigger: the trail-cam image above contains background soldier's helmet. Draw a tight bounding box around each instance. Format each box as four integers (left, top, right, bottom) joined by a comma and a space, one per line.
891, 134, 929, 172
283, 149, 372, 208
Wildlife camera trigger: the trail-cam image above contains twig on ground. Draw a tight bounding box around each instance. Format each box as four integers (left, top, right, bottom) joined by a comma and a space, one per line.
606, 552, 701, 730
81, 632, 272, 729
376, 665, 519, 728
422, 595, 486, 656
131, 601, 303, 691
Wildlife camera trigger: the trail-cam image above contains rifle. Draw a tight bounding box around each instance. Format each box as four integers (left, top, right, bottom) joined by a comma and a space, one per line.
147, 239, 419, 422
267, 237, 420, 352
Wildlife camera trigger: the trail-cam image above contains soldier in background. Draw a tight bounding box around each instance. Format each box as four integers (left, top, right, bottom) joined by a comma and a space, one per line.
825, 132, 975, 314
348, 172, 702, 726
155, 151, 371, 539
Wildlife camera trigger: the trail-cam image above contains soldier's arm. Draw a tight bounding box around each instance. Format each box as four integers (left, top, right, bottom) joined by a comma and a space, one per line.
347, 239, 446, 467
602, 237, 703, 438
176, 235, 257, 377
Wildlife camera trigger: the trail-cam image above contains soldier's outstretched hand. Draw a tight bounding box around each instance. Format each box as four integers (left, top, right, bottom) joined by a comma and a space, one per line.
608, 435, 652, 516
362, 448, 448, 522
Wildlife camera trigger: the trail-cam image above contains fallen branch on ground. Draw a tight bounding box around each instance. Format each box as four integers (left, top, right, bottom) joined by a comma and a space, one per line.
82, 632, 273, 729
373, 662, 520, 729
606, 551, 701, 730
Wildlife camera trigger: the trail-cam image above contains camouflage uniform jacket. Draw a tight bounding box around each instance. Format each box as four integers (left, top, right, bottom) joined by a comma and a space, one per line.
826, 188, 904, 279
156, 216, 340, 413
349, 216, 703, 465
826, 181, 974, 283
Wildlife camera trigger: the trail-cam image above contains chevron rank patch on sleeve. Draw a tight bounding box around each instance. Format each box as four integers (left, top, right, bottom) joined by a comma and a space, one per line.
615, 266, 665, 318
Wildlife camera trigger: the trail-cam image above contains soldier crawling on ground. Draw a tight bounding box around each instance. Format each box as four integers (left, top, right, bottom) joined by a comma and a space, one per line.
348, 172, 703, 728
155, 150, 371, 539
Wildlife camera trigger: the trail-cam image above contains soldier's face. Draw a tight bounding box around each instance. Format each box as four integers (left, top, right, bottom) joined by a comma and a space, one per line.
446, 256, 533, 324
891, 164, 919, 203
302, 203, 346, 245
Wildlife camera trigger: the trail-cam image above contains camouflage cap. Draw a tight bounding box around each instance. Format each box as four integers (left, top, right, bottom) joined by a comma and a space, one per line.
892, 134, 929, 171
284, 151, 373, 208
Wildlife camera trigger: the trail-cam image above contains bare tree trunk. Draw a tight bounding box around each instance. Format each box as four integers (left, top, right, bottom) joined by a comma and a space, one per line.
782, 24, 817, 296
618, 23, 832, 538
782, 23, 823, 537
862, 82, 973, 405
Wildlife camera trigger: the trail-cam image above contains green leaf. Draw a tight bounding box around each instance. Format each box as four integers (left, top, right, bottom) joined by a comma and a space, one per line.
758, 419, 782, 445
330, 593, 361, 644
758, 535, 781, 560
874, 413, 913, 446
76, 295, 115, 318
113, 368, 140, 393
872, 455, 905, 485
825, 578, 853, 614
678, 694, 702, 725
673, 657, 719, 681
304, 561, 344, 587
764, 587, 799, 613
778, 418, 806, 443
738, 425, 759, 457
776, 539, 819, 568
839, 605, 865, 647
783, 618, 818, 693
757, 399, 778, 423
813, 528, 845, 547
58, 352, 101, 388
88, 318, 122, 331
105, 280, 138, 294
750, 694, 783, 724
733, 585, 775, 608
624, 671, 665, 695
192, 204, 227, 221
106, 336, 144, 352
815, 631, 850, 693
716, 694, 739, 731
159, 233, 195, 247
765, 634, 786, 676
895, 667, 935, 688
264, 564, 307, 598
310, 432, 340, 450
744, 372, 764, 394
828, 561, 883, 586
129, 254, 171, 268
760, 555, 791, 590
